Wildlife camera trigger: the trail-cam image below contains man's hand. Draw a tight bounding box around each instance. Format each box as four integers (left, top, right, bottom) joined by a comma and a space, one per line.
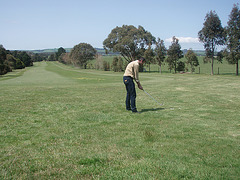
137, 82, 143, 90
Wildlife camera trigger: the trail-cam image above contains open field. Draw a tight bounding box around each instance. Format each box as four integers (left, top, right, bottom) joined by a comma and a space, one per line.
89, 55, 238, 75
147, 56, 237, 75
0, 61, 239, 179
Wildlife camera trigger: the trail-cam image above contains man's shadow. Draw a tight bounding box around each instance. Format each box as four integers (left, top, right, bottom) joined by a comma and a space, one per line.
140, 108, 164, 113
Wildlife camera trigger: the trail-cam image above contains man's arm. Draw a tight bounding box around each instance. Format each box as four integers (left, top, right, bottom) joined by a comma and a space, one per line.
133, 62, 143, 90
137, 82, 143, 90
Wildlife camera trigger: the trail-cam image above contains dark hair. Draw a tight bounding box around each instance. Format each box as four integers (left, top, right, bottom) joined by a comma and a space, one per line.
139, 57, 145, 62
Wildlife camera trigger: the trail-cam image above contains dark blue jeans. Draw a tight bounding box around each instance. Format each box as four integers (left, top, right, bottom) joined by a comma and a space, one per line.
123, 76, 137, 111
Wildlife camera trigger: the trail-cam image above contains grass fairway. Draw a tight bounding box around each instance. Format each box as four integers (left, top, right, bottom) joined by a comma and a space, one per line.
0, 61, 239, 179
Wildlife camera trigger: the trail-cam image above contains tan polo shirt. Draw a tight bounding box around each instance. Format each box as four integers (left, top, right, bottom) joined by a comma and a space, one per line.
123, 60, 140, 83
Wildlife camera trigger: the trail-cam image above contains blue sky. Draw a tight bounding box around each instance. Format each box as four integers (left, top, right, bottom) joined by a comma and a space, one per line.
0, 0, 239, 50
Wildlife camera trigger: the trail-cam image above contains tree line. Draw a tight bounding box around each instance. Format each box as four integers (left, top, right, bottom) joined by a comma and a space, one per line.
102, 3, 240, 75
59, 3, 240, 75
0, 45, 33, 75
0, 45, 70, 75
1, 3, 239, 76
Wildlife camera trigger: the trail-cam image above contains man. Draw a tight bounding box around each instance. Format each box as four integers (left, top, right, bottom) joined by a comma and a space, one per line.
123, 57, 145, 113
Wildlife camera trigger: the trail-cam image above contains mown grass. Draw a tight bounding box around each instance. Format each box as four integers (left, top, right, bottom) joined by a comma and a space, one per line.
94, 56, 237, 75
0, 61, 239, 179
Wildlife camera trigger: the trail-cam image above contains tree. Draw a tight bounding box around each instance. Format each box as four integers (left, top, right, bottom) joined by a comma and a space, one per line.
48, 54, 56, 61
103, 61, 110, 71
95, 54, 103, 70
0, 45, 7, 64
32, 53, 43, 62
155, 38, 167, 73
112, 56, 124, 72
0, 45, 11, 75
185, 49, 199, 73
112, 57, 118, 72
103, 25, 156, 62
20, 52, 33, 67
117, 57, 124, 72
70, 43, 96, 69
225, 4, 240, 76
58, 53, 72, 65
56, 47, 66, 61
7, 54, 25, 69
198, 10, 226, 75
144, 45, 155, 72
166, 36, 183, 73
176, 61, 185, 72
11, 51, 33, 67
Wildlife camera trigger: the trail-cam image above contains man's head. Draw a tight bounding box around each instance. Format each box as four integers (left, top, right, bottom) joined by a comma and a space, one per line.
138, 57, 146, 64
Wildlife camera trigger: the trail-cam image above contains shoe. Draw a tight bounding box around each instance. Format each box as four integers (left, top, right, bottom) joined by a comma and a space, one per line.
132, 109, 140, 113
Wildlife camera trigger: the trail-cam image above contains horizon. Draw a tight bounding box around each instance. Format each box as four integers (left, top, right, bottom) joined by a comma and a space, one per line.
6, 47, 218, 53
1, 0, 238, 51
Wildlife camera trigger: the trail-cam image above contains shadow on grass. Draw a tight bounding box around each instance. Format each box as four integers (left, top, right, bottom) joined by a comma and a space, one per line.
140, 108, 164, 113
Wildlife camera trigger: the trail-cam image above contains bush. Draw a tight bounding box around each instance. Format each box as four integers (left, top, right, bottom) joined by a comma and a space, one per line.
177, 61, 185, 72
103, 61, 110, 71
95, 54, 103, 70
112, 56, 123, 72
0, 63, 11, 75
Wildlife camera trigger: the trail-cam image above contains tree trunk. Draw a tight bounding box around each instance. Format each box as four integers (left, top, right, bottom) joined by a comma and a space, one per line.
236, 60, 239, 76
211, 57, 214, 75
175, 61, 177, 73
159, 65, 162, 74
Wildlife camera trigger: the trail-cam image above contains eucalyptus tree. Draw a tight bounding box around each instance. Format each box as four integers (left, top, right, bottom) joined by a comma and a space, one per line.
70, 43, 96, 69
103, 25, 156, 62
225, 4, 240, 76
56, 47, 66, 61
185, 49, 199, 73
144, 45, 155, 72
166, 36, 183, 73
155, 38, 167, 73
198, 10, 226, 75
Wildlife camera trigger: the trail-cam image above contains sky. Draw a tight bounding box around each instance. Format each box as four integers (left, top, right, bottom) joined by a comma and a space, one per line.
0, 0, 239, 50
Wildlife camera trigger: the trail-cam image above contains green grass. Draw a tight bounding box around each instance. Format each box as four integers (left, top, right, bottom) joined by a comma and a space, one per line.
0, 61, 239, 179
96, 56, 238, 75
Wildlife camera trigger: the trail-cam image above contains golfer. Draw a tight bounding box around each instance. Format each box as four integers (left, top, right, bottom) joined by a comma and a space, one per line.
123, 57, 145, 113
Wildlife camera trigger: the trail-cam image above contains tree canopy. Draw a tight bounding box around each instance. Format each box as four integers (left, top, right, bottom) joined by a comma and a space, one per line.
155, 38, 167, 73
166, 36, 183, 73
56, 47, 66, 61
185, 49, 199, 73
103, 25, 156, 62
70, 43, 96, 69
0, 46, 9, 75
0, 46, 29, 75
198, 10, 226, 75
225, 4, 240, 75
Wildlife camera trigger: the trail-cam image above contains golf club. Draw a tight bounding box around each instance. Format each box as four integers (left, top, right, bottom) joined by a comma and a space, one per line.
143, 89, 164, 106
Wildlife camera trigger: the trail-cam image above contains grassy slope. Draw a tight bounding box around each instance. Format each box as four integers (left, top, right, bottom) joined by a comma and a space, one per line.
0, 62, 239, 179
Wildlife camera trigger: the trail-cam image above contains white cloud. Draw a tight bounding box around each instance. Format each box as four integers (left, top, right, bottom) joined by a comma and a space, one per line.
165, 37, 199, 43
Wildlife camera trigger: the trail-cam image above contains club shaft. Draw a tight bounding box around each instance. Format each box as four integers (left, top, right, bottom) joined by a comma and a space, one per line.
143, 90, 163, 106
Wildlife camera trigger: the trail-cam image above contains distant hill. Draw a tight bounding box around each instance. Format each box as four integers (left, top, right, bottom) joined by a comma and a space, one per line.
182, 49, 205, 56
24, 48, 119, 56
19, 48, 205, 56
26, 48, 72, 54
